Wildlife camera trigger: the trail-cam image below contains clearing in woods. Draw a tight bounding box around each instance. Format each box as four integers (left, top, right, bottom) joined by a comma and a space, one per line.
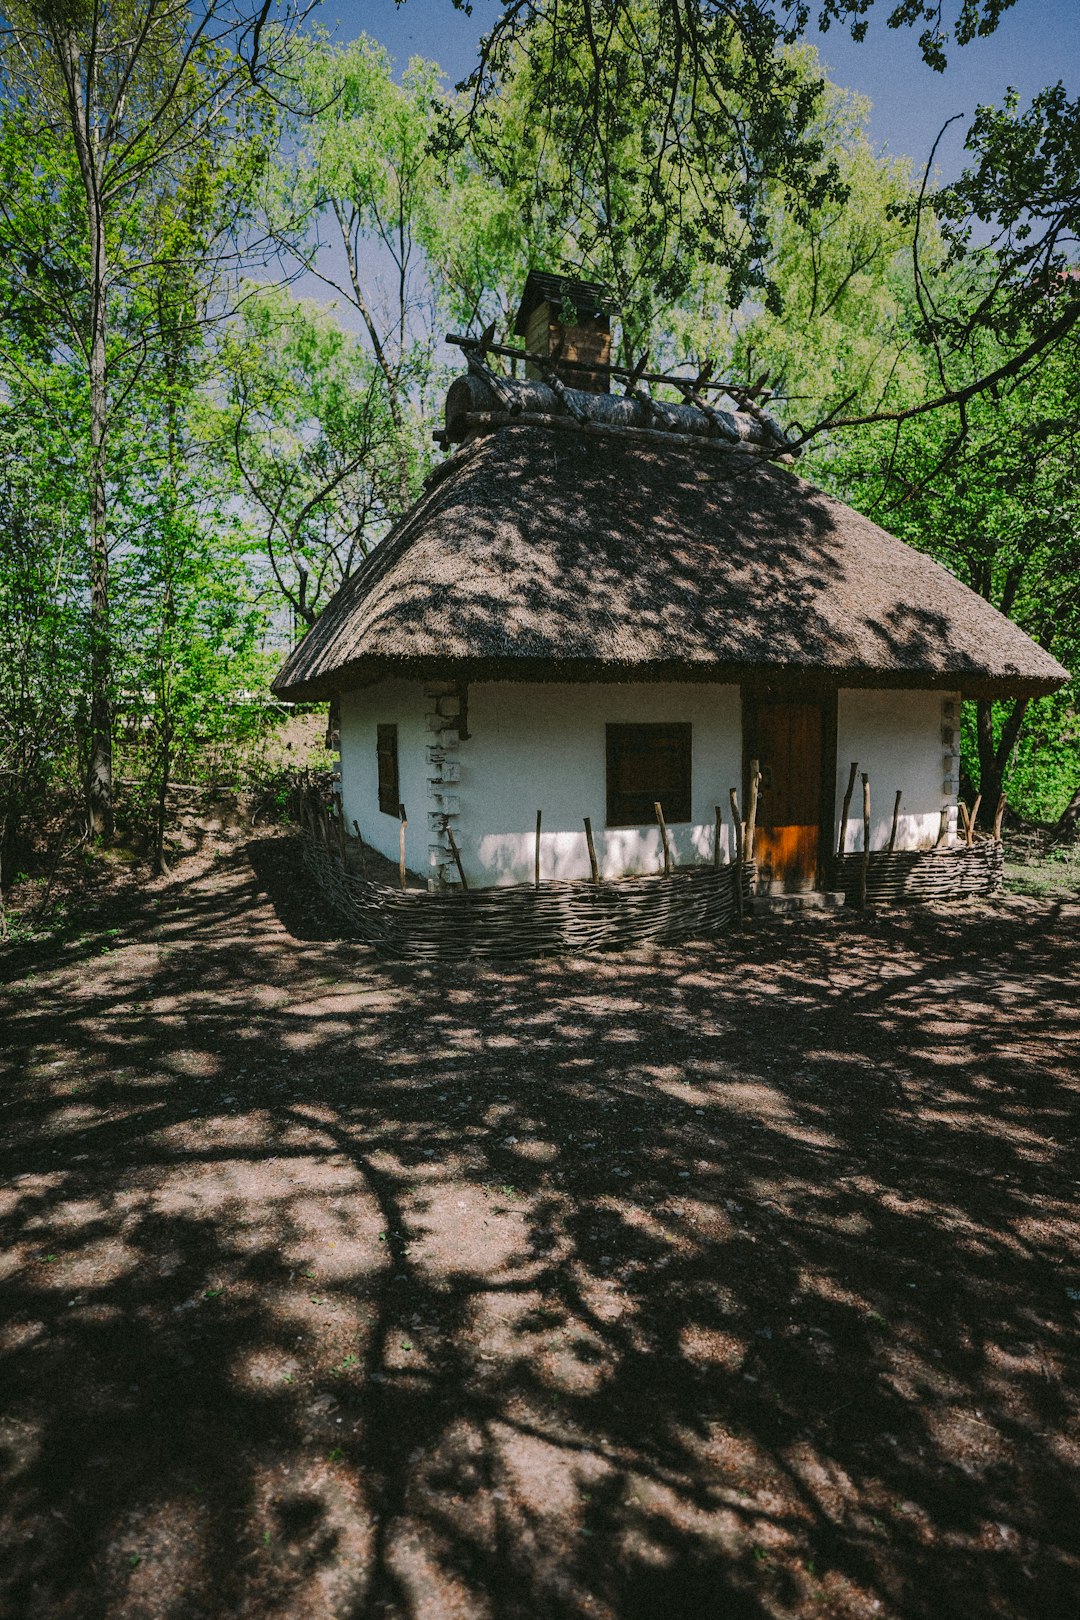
1, 825, 1078, 1619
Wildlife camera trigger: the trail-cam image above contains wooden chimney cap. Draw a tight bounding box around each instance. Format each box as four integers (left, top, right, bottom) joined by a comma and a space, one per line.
512, 270, 614, 336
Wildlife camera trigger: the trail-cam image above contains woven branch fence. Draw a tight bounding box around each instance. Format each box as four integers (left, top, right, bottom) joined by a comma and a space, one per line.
831, 839, 1004, 904
299, 825, 753, 960
302, 837, 753, 960
295, 790, 1003, 961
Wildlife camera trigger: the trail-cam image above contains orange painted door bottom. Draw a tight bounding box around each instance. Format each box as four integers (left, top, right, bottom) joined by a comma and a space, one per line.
753, 702, 823, 891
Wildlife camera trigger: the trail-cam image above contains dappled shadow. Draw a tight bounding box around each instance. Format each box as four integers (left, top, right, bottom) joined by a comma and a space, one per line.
1, 833, 1078, 1617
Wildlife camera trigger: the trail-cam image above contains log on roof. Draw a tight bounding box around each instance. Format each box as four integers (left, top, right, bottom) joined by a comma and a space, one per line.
272, 423, 1069, 703
443, 372, 790, 450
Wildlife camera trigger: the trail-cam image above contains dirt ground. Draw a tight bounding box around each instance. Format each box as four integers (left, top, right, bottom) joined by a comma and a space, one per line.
1, 827, 1078, 1620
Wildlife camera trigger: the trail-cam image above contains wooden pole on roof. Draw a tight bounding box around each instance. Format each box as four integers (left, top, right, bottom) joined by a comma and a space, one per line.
583, 817, 600, 883
729, 788, 744, 921
535, 810, 542, 889
398, 803, 408, 890
654, 802, 671, 876
859, 774, 870, 909
888, 791, 902, 854
837, 762, 858, 858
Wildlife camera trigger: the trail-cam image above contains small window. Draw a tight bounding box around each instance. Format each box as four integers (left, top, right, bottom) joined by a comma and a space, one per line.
606, 723, 692, 827
376, 724, 399, 816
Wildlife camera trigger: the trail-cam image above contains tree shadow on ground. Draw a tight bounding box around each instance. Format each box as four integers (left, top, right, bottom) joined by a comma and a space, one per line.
1, 833, 1078, 1618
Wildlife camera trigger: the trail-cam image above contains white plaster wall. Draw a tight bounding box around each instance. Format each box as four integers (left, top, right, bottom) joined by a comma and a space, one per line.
339, 681, 430, 875
835, 689, 959, 852
452, 682, 743, 887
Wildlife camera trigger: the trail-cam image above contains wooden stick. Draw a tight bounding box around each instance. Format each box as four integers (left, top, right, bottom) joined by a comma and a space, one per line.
837, 762, 858, 858
968, 793, 982, 844
583, 817, 600, 883
745, 758, 761, 863
729, 788, 744, 921
351, 819, 369, 879
957, 800, 972, 842
936, 806, 950, 847
888, 791, 902, 854
535, 809, 542, 889
992, 792, 1007, 841
398, 803, 407, 890
859, 773, 870, 909
446, 331, 762, 396
445, 825, 468, 891
654, 801, 671, 876
713, 805, 723, 869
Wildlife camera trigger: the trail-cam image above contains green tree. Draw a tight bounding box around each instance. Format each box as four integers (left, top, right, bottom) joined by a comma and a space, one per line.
0, 410, 84, 907
447, 1, 1079, 435
0, 0, 295, 835
224, 287, 405, 628
824, 317, 1080, 823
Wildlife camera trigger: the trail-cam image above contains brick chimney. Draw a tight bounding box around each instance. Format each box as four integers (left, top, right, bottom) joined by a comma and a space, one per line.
513, 271, 612, 394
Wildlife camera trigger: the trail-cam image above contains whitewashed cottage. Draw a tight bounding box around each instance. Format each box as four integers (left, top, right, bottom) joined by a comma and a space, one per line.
274, 273, 1067, 918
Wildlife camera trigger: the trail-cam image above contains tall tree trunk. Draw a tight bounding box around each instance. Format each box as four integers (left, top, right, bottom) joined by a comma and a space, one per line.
1054, 783, 1080, 840
61, 23, 113, 836
87, 318, 112, 837
975, 697, 1029, 825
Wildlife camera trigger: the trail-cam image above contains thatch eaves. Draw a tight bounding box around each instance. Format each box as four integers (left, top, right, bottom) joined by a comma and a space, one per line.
272, 424, 1069, 703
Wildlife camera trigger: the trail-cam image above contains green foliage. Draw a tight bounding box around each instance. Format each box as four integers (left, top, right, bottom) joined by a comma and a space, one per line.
221, 287, 406, 626
454, 0, 847, 318
822, 300, 1079, 823
0, 410, 85, 872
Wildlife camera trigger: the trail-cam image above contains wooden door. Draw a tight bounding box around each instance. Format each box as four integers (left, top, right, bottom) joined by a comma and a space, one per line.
753, 702, 822, 891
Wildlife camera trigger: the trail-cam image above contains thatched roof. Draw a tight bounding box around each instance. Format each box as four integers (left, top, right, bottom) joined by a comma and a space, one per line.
273, 421, 1068, 703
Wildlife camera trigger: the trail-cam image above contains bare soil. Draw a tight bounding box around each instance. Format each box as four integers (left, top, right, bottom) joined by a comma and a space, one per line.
1, 826, 1078, 1620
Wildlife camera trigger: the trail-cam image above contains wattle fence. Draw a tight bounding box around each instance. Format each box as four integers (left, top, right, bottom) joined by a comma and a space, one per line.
301, 830, 752, 960
295, 787, 1004, 961
831, 839, 1004, 905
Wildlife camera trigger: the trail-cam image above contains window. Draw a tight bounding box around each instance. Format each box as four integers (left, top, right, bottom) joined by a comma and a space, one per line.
606, 723, 692, 827
377, 724, 399, 816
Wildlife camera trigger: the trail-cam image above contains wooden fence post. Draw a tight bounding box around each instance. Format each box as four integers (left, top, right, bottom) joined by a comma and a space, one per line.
583, 817, 600, 883
654, 801, 672, 876
713, 805, 723, 870
859, 773, 870, 909
968, 792, 982, 844
351, 819, 369, 879
445, 825, 469, 890
992, 793, 1007, 841
888, 790, 902, 854
837, 762, 858, 858
398, 803, 408, 890
729, 788, 744, 922
535, 809, 542, 889
745, 758, 761, 864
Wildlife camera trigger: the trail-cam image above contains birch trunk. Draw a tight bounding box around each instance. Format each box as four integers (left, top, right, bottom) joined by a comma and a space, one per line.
60, 23, 113, 835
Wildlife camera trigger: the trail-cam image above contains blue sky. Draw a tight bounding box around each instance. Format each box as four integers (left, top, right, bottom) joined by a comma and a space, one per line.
317, 0, 1080, 177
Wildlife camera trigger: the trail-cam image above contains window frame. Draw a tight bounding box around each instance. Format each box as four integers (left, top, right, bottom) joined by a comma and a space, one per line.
605, 722, 692, 828
376, 723, 400, 817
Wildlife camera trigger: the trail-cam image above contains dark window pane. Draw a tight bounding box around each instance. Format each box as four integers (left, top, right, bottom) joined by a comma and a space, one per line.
377, 723, 399, 816
606, 724, 691, 826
